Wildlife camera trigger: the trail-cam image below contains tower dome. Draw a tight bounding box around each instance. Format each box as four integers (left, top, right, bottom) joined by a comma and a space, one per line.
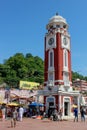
46, 13, 68, 30
49, 13, 67, 24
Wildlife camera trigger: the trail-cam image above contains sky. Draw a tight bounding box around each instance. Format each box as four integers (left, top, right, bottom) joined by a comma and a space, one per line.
0, 0, 87, 76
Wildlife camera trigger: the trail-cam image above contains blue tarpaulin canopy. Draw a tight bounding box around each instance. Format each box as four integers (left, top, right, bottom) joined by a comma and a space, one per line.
29, 102, 44, 107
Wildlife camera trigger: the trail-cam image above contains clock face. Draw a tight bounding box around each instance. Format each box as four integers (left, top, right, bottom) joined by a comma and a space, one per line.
48, 38, 54, 45
63, 37, 67, 45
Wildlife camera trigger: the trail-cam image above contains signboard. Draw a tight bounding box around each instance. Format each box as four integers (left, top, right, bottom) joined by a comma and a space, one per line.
19, 81, 40, 90
64, 98, 70, 102
47, 97, 54, 102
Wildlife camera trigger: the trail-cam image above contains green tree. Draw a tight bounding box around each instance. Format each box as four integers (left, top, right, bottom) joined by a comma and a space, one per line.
72, 71, 85, 81
0, 53, 44, 88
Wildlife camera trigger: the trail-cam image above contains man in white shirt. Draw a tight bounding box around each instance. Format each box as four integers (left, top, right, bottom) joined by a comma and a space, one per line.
19, 106, 24, 121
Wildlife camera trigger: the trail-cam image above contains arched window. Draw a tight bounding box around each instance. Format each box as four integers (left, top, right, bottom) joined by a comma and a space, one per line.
48, 50, 54, 84
64, 49, 68, 68
49, 50, 54, 67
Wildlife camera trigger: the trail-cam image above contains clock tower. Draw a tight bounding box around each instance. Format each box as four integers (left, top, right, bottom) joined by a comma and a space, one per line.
44, 13, 71, 90
43, 13, 80, 118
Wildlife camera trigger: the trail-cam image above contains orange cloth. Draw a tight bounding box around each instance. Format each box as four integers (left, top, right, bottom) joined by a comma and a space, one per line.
36, 115, 42, 119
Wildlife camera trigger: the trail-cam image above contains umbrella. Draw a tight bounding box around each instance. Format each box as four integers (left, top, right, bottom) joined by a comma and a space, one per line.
0, 102, 3, 105
0, 102, 6, 105
7, 102, 20, 107
29, 102, 44, 107
29, 102, 39, 107
39, 103, 44, 107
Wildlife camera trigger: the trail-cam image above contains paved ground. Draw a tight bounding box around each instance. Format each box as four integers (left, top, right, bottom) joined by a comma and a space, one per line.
0, 117, 87, 130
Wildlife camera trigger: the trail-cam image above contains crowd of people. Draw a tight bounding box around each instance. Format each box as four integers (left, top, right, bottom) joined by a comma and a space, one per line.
10, 106, 24, 127
0, 103, 87, 128
0, 104, 24, 127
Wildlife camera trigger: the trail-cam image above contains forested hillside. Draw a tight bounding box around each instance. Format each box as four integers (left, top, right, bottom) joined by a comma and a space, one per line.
0, 52, 87, 88
0, 53, 44, 88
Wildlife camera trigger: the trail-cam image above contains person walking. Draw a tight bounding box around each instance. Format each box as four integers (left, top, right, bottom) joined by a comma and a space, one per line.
19, 106, 24, 121
59, 109, 63, 121
0, 107, 3, 121
1, 106, 6, 121
80, 107, 85, 122
11, 107, 17, 128
73, 107, 78, 122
